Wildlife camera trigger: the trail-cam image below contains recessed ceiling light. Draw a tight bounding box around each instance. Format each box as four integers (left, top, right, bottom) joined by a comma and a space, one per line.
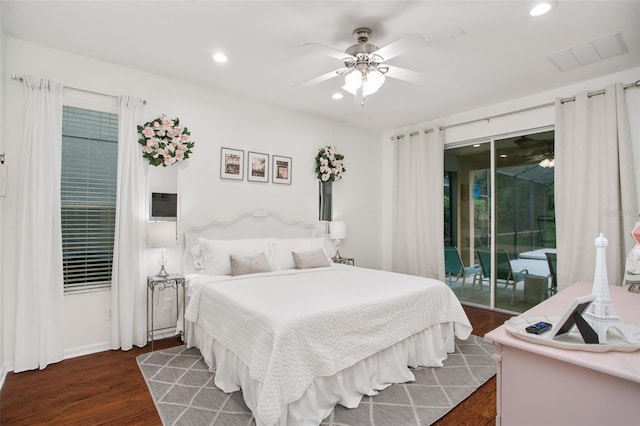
212, 53, 228, 63
331, 93, 344, 100
530, 2, 554, 17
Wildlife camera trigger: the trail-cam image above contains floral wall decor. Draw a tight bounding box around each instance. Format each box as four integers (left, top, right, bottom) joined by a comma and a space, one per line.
138, 115, 195, 167
315, 146, 346, 182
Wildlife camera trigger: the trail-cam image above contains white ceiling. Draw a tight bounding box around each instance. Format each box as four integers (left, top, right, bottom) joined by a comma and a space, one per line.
2, 1, 639, 132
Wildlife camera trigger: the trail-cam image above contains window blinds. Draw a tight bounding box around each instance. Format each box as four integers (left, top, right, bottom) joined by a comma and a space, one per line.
61, 106, 118, 292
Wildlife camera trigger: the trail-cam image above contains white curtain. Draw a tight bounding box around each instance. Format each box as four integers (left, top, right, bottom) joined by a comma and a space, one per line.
110, 96, 147, 350
14, 75, 64, 372
392, 130, 445, 280
555, 83, 637, 290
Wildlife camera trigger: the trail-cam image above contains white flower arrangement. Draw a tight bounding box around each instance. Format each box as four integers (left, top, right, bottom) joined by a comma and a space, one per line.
315, 146, 346, 182
138, 115, 195, 167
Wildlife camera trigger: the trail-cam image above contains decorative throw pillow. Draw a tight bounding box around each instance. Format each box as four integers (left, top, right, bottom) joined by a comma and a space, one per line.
292, 248, 331, 269
230, 253, 272, 276
199, 238, 277, 275
274, 237, 331, 269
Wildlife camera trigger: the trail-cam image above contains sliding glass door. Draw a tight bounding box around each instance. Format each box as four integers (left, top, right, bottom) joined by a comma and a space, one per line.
444, 141, 492, 307
444, 130, 555, 313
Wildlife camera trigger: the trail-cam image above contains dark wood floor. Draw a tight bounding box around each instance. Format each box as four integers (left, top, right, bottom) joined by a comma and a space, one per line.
0, 305, 512, 426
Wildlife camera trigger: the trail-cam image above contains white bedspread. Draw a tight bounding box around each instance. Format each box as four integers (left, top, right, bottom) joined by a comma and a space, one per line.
185, 266, 472, 426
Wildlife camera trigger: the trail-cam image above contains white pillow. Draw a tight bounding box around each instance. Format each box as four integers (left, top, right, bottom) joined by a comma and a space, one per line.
198, 238, 276, 275
190, 243, 205, 271
273, 237, 331, 270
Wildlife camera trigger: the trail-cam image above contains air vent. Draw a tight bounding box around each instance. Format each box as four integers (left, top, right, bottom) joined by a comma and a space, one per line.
547, 31, 627, 72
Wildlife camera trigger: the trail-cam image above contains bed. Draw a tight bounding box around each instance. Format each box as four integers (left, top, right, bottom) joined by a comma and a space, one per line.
182, 211, 472, 426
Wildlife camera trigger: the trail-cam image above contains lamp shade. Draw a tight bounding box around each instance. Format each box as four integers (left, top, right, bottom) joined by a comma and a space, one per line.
342, 69, 385, 96
344, 70, 362, 92
329, 221, 347, 240
364, 69, 385, 92
147, 221, 176, 248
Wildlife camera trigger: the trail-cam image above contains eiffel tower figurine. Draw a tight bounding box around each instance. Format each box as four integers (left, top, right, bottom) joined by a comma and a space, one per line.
582, 233, 635, 344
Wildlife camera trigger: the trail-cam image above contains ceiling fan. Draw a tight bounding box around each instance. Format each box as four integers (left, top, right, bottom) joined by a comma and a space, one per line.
297, 27, 427, 104
513, 136, 555, 167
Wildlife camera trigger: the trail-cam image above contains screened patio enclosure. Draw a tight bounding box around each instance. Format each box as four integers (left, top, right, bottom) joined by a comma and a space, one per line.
444, 130, 555, 313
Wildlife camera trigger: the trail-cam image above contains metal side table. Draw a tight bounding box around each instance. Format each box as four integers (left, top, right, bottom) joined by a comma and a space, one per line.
146, 274, 185, 351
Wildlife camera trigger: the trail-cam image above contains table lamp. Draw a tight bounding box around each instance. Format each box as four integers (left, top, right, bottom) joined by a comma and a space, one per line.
147, 221, 177, 277
329, 221, 347, 260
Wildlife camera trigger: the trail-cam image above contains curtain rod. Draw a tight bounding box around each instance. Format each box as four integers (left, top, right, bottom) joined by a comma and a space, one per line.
391, 78, 638, 140
438, 78, 640, 132
391, 128, 435, 141
11, 74, 147, 104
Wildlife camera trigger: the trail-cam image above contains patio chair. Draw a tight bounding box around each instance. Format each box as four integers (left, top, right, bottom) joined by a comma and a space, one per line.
545, 251, 558, 296
537, 215, 556, 248
444, 246, 480, 293
476, 248, 528, 304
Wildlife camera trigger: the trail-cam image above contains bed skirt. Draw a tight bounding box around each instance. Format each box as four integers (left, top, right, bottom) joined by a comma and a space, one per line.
186, 321, 457, 426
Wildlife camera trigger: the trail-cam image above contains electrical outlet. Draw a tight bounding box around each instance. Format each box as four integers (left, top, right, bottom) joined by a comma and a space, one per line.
105, 307, 111, 322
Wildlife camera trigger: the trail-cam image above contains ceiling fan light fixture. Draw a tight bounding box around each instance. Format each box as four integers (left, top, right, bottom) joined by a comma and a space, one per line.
366, 69, 385, 91
342, 69, 386, 96
539, 157, 555, 168
344, 70, 363, 91
299, 27, 424, 101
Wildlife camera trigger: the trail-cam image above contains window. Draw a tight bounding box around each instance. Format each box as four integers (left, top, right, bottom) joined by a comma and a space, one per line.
61, 106, 118, 292
444, 130, 555, 313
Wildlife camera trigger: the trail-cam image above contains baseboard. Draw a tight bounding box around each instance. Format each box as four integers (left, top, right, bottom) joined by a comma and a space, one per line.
0, 342, 115, 384
64, 336, 169, 359
0, 345, 110, 378
64, 341, 112, 360
0, 363, 7, 390
2, 338, 164, 380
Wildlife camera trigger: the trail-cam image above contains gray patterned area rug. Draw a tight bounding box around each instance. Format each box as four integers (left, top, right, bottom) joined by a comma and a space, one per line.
137, 335, 495, 426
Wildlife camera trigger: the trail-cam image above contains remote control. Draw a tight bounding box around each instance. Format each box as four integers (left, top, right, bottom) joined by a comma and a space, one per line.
525, 321, 552, 334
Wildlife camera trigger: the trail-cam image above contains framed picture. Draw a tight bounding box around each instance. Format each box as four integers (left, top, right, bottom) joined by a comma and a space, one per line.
549, 294, 596, 340
272, 155, 292, 184
247, 151, 269, 183
461, 184, 469, 202
220, 148, 244, 180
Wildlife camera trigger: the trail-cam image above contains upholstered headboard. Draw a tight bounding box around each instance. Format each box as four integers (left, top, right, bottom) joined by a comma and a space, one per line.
182, 210, 320, 274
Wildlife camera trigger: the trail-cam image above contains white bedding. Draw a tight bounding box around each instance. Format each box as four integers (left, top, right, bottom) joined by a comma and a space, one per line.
185, 265, 472, 426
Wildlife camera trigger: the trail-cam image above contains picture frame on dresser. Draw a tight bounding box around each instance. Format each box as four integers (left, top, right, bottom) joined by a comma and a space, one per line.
272, 155, 292, 184
550, 294, 597, 342
220, 147, 244, 180
247, 151, 269, 183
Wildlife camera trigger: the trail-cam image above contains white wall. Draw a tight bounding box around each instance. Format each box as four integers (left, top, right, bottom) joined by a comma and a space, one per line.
0, 4, 6, 386
1, 37, 381, 370
381, 66, 640, 269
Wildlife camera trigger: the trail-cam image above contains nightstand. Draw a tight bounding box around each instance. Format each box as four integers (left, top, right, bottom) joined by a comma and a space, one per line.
332, 257, 355, 266
146, 274, 185, 351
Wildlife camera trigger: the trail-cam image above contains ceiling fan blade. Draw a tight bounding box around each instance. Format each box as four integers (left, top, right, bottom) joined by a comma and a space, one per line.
303, 42, 353, 61
384, 65, 426, 85
371, 33, 426, 61
295, 68, 345, 87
